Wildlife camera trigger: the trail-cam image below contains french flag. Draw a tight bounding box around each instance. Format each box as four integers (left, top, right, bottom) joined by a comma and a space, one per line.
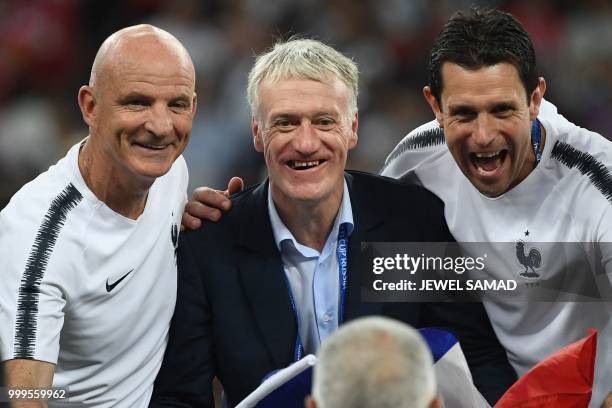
495, 330, 597, 408
420, 328, 492, 408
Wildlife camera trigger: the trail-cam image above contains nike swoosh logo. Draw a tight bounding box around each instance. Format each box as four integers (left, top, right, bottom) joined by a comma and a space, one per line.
106, 269, 134, 293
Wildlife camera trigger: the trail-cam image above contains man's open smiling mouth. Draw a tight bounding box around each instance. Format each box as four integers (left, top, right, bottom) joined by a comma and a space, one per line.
286, 160, 326, 170
470, 150, 507, 174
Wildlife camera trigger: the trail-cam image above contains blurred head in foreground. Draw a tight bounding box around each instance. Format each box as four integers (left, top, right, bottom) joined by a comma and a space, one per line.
307, 316, 441, 408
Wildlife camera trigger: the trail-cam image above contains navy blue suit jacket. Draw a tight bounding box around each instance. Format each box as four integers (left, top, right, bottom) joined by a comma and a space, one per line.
150, 171, 516, 407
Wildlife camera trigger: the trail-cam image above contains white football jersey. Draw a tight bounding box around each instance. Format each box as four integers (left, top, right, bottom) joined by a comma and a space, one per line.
382, 100, 612, 406
0, 141, 187, 407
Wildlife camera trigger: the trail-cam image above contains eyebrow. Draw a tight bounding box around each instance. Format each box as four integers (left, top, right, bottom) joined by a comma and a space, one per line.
117, 92, 150, 104
269, 113, 298, 122
490, 101, 518, 112
447, 101, 519, 116
270, 110, 339, 120
117, 92, 192, 105
448, 105, 476, 116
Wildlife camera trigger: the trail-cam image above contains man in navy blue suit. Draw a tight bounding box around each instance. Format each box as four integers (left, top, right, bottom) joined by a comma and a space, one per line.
151, 38, 515, 407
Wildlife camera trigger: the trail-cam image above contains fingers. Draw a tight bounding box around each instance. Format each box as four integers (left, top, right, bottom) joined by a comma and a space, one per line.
225, 177, 245, 197
180, 178, 242, 231
192, 187, 232, 211
179, 187, 230, 231
181, 200, 223, 230
181, 209, 202, 231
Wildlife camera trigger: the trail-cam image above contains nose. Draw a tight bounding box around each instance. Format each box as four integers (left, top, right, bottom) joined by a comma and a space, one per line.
144, 104, 173, 138
293, 121, 320, 155
472, 114, 495, 146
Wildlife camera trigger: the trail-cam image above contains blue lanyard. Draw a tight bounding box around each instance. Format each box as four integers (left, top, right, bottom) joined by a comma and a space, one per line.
283, 223, 349, 362
283, 272, 305, 362
336, 223, 348, 326
532, 118, 542, 166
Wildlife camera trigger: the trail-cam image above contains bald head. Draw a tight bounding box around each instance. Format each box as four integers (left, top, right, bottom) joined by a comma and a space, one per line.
89, 24, 195, 89
77, 24, 197, 198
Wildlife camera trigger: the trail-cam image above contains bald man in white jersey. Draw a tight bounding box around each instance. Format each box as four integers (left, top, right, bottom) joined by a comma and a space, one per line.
0, 25, 197, 407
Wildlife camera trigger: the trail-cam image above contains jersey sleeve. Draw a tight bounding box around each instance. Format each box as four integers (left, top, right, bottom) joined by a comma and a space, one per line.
380, 119, 446, 180
0, 183, 83, 364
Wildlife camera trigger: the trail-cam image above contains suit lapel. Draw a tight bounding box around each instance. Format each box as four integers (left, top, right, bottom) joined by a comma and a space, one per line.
235, 173, 389, 362
344, 172, 385, 321
235, 182, 297, 368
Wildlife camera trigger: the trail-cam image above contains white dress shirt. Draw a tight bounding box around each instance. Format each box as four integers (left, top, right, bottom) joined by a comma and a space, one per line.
268, 181, 354, 355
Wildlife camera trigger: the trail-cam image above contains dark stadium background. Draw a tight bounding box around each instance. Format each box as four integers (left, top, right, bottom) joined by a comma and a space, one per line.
1, 0, 610, 209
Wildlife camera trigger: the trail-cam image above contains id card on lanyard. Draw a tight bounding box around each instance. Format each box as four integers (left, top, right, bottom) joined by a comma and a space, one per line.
284, 223, 349, 362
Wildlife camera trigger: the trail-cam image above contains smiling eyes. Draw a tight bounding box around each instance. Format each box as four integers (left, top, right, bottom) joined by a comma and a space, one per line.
449, 103, 517, 122
120, 96, 191, 112
271, 116, 338, 132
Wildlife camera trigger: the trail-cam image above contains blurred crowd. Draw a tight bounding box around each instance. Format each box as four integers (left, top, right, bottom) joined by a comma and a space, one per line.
1, 0, 611, 208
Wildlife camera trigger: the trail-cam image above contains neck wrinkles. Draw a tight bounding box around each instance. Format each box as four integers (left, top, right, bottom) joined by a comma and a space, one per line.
78, 140, 151, 220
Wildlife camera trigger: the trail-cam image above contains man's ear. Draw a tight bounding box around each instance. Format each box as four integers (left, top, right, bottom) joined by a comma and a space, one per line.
529, 77, 547, 121
252, 117, 264, 152
78, 86, 96, 128
348, 111, 359, 150
423, 86, 444, 127
191, 92, 198, 117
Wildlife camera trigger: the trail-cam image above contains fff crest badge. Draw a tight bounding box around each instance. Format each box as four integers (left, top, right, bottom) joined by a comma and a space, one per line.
515, 237, 543, 281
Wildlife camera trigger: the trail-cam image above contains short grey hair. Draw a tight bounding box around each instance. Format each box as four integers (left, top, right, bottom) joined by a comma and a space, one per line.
246, 38, 359, 121
312, 317, 437, 408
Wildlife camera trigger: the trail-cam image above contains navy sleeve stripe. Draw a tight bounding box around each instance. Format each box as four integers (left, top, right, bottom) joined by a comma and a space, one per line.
551, 141, 612, 204
13, 183, 83, 359
381, 127, 445, 173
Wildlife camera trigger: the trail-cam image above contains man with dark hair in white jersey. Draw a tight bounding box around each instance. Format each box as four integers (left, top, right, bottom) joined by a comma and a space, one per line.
380, 8, 612, 407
